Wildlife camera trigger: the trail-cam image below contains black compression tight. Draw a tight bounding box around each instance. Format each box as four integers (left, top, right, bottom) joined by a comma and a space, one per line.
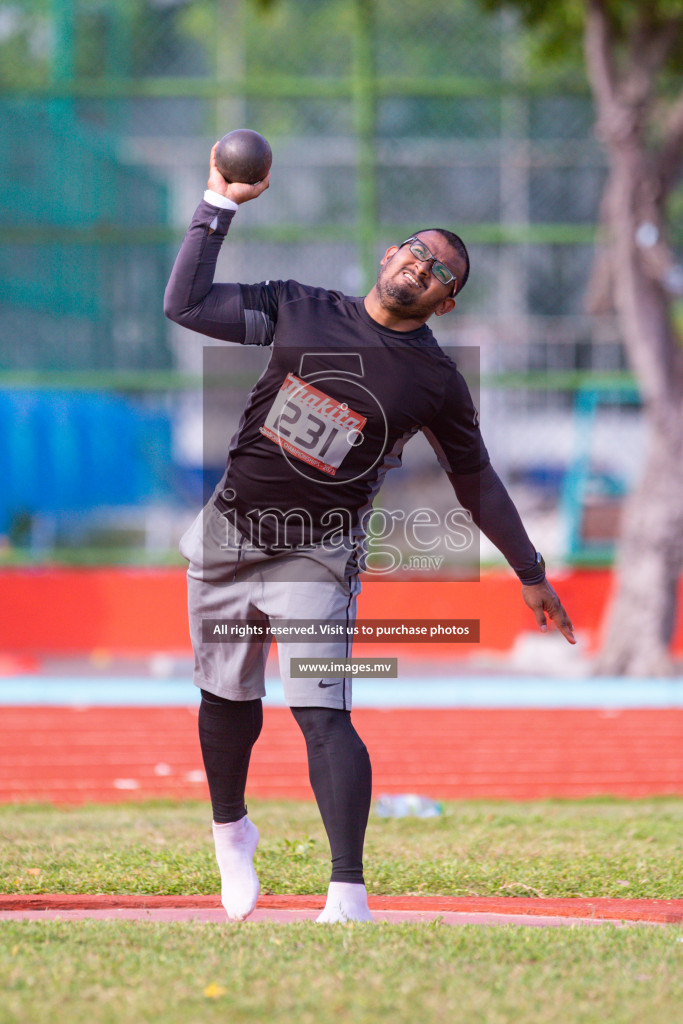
198, 690, 263, 823
197, 691, 372, 884
290, 706, 372, 885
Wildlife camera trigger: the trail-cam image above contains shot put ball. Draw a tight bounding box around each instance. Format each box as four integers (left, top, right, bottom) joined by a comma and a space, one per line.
215, 129, 272, 184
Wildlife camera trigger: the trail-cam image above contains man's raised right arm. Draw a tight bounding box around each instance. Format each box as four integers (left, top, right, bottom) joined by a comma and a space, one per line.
163, 143, 271, 343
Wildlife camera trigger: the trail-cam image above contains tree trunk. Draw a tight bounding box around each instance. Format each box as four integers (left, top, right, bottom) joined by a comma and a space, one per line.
584, 3, 683, 673
595, 406, 683, 674
592, 157, 683, 674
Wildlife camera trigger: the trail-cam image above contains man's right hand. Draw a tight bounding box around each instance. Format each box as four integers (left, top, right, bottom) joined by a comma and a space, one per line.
208, 142, 271, 205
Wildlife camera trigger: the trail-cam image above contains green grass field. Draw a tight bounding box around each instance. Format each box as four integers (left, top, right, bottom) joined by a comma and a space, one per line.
2, 920, 682, 1024
1, 797, 681, 898
1, 798, 682, 1024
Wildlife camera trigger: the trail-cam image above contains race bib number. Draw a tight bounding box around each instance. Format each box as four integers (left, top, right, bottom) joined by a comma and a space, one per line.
260, 372, 367, 477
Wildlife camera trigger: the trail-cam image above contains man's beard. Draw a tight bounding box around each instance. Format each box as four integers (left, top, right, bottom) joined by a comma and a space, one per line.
376, 269, 434, 318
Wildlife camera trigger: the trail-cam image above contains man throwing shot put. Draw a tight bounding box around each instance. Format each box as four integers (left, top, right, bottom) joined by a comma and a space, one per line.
164, 142, 575, 924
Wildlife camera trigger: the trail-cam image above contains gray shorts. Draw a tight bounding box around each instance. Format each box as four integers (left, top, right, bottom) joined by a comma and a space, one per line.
179, 504, 361, 710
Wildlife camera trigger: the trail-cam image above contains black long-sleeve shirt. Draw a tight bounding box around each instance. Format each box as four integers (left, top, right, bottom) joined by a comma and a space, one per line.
164, 197, 544, 583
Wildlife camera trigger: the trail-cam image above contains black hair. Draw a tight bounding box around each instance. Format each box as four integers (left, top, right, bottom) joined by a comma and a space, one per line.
414, 228, 470, 295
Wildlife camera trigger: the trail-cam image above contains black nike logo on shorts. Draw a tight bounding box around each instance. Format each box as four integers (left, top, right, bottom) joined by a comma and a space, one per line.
317, 680, 340, 688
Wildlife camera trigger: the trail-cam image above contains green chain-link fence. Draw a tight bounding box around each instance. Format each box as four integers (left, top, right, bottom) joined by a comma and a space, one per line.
0, 0, 641, 562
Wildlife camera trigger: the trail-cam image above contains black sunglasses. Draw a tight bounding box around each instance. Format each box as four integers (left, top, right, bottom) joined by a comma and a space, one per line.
400, 237, 457, 294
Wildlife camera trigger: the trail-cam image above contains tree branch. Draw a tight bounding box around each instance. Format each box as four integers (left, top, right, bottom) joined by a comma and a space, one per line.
620, 15, 681, 126
585, 171, 618, 315
629, 15, 680, 84
585, 3, 680, 149
583, 0, 619, 116
657, 87, 683, 192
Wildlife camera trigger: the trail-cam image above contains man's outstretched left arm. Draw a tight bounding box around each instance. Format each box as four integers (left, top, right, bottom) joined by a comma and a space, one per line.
449, 463, 576, 645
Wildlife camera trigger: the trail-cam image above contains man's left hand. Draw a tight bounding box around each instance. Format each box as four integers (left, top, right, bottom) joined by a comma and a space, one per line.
522, 580, 576, 644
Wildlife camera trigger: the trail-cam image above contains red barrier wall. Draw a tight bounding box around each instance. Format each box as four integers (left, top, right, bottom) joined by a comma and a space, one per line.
0, 567, 682, 657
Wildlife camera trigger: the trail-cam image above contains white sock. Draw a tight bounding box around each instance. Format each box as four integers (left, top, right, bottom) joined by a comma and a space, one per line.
316, 881, 373, 924
212, 816, 260, 921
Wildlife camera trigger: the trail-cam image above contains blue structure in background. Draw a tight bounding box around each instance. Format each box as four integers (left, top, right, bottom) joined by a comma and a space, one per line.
561, 385, 641, 562
0, 390, 172, 538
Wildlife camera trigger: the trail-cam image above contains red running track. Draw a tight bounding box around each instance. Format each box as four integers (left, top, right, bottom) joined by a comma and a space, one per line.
1, 706, 682, 804
2, 894, 682, 925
